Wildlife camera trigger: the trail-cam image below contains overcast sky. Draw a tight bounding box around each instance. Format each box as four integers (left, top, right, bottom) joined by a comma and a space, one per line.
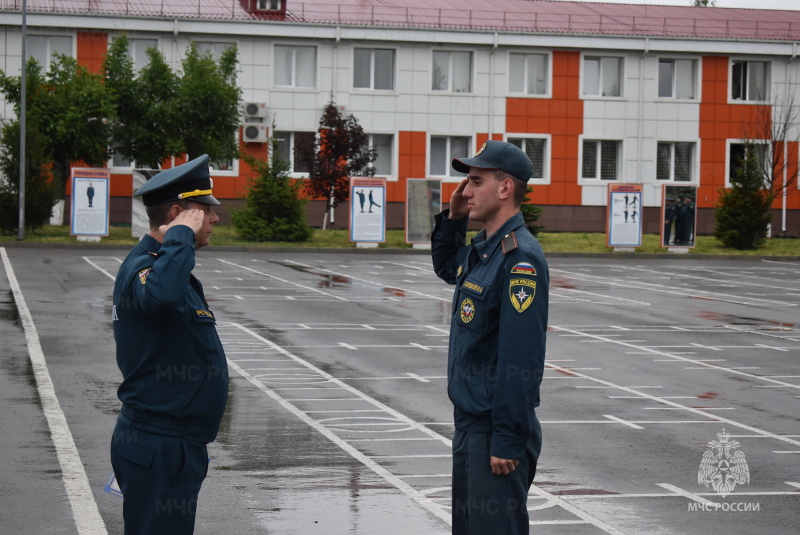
558, 0, 799, 10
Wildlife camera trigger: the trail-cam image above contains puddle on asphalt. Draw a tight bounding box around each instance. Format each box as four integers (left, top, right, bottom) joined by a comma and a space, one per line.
697, 310, 797, 329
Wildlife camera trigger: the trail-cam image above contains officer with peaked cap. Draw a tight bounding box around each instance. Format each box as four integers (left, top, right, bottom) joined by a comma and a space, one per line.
110, 154, 228, 534
431, 140, 549, 534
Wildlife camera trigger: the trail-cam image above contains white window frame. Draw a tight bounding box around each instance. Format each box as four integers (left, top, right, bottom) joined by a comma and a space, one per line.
365, 133, 397, 181
729, 59, 771, 103
725, 139, 769, 188
656, 57, 699, 101
273, 44, 317, 89
194, 41, 235, 62
655, 140, 699, 183
431, 50, 473, 94
506, 134, 551, 184
209, 154, 239, 177
428, 135, 472, 182
579, 137, 623, 182
27, 34, 74, 70
127, 38, 159, 72
581, 54, 624, 99
257, 0, 282, 10
273, 131, 315, 178
508, 51, 551, 98
353, 47, 397, 92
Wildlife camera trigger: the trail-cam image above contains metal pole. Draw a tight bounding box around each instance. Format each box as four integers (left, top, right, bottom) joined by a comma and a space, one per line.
18, 0, 27, 240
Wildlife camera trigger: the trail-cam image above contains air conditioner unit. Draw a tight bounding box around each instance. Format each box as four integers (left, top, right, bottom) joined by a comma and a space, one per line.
244, 102, 267, 119
243, 124, 268, 143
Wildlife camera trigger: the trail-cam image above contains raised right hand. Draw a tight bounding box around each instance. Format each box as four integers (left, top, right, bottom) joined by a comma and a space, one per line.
448, 178, 470, 220
159, 208, 204, 237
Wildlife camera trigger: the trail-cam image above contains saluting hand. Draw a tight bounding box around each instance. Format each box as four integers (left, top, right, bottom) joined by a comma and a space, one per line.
448, 178, 470, 220
160, 208, 205, 237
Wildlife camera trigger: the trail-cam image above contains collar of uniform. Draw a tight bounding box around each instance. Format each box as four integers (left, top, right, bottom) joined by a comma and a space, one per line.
471, 212, 525, 264
137, 234, 161, 256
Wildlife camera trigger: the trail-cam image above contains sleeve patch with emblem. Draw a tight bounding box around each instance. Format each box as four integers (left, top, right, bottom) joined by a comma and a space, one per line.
510, 262, 536, 276
195, 308, 215, 320
138, 268, 152, 285
509, 278, 536, 312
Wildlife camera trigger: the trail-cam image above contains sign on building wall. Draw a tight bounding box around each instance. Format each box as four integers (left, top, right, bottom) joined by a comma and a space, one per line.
606, 183, 643, 248
70, 168, 109, 237
662, 184, 698, 249
350, 177, 386, 243
406, 179, 441, 244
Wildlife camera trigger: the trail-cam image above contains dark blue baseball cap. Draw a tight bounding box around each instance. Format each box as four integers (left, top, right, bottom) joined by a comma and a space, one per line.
134, 154, 220, 207
452, 140, 533, 182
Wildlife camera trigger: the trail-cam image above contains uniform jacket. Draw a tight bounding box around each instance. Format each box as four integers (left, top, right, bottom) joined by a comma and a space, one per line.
113, 226, 228, 443
432, 211, 549, 460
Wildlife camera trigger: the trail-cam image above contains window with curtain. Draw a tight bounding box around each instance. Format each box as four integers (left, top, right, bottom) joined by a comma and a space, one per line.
508, 138, 546, 180
129, 39, 158, 72
658, 59, 696, 99
731, 60, 769, 101
274, 131, 315, 174
582, 140, 620, 180
27, 35, 73, 69
584, 56, 622, 97
430, 136, 470, 177
432, 51, 472, 93
275, 45, 316, 88
656, 142, 694, 181
366, 134, 394, 176
509, 53, 548, 95
195, 42, 234, 61
354, 48, 395, 90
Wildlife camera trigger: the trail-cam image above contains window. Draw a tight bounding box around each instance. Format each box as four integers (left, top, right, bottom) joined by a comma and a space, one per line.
509, 53, 548, 95
275, 45, 316, 88
429, 136, 469, 177
656, 142, 694, 182
257, 0, 281, 10
658, 59, 696, 99
582, 140, 620, 180
195, 42, 234, 61
354, 48, 395, 90
274, 131, 314, 174
365, 134, 394, 176
728, 142, 767, 185
731, 60, 769, 101
432, 51, 472, 93
129, 39, 157, 72
584, 56, 622, 97
508, 138, 547, 180
27, 35, 72, 69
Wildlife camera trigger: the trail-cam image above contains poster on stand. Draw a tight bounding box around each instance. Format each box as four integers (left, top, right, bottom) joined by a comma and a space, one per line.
606, 183, 643, 248
70, 167, 110, 237
661, 184, 698, 249
405, 179, 441, 244
350, 177, 386, 243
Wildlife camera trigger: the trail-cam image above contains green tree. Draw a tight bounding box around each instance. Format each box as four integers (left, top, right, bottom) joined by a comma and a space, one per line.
713, 148, 773, 250
521, 186, 544, 236
296, 102, 376, 227
103, 34, 181, 168
232, 132, 311, 242
175, 42, 242, 163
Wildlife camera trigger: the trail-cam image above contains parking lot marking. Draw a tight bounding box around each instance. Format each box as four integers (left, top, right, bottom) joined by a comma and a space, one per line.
4, 249, 107, 535
604, 415, 644, 429
656, 483, 716, 506
218, 258, 349, 301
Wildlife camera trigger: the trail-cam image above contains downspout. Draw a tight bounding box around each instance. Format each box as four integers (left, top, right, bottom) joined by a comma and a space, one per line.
781, 43, 797, 233
329, 26, 341, 228
638, 38, 649, 187
489, 32, 498, 140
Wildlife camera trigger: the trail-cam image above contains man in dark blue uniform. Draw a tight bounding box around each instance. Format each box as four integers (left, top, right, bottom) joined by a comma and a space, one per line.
431, 140, 549, 534
111, 154, 229, 534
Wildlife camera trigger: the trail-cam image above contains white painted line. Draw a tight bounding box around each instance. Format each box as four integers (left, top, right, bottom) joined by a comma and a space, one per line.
4, 249, 107, 534
362, 324, 376, 330
406, 373, 431, 383
657, 483, 716, 506
604, 415, 644, 429
610, 326, 631, 330
785, 482, 800, 489
410, 343, 432, 351
218, 258, 349, 301
773, 451, 800, 454
290, 398, 363, 401
348, 438, 440, 442
532, 520, 591, 525
371, 454, 451, 459
401, 474, 451, 478
305, 410, 386, 413
338, 343, 358, 350
576, 385, 662, 389
755, 344, 790, 352
690, 343, 722, 351
527, 485, 627, 535
81, 256, 116, 281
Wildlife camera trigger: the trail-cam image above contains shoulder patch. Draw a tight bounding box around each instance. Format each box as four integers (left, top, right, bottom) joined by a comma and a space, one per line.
511, 262, 537, 276
195, 308, 215, 320
138, 268, 151, 285
509, 278, 536, 313
501, 232, 518, 255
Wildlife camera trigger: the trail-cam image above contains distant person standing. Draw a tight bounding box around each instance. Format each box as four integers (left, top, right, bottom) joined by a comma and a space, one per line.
663, 197, 675, 246
111, 154, 229, 534
431, 140, 549, 534
87, 183, 95, 208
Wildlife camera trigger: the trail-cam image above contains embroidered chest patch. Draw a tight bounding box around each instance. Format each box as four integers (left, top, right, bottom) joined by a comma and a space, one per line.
509, 278, 536, 313
460, 298, 475, 324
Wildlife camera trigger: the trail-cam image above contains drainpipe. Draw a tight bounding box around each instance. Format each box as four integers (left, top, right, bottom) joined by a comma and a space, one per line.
638, 38, 649, 188
488, 32, 498, 140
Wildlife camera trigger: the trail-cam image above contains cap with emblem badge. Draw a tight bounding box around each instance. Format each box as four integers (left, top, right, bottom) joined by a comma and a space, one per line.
134, 154, 220, 207
452, 140, 533, 183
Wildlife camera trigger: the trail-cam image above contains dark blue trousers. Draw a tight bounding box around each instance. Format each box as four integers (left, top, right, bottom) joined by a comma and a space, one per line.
452, 423, 541, 535
110, 417, 209, 535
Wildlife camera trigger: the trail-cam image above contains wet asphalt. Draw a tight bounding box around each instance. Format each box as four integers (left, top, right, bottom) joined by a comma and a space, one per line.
1, 246, 799, 534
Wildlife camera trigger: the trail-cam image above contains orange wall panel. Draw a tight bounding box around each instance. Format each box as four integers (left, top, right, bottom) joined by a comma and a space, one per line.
76, 32, 107, 74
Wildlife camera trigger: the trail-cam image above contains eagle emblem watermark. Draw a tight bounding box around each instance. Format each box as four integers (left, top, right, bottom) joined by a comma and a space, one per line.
698, 429, 750, 498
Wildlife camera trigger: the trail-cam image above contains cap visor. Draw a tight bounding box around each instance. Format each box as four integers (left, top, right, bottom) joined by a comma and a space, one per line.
189, 194, 221, 206
452, 157, 499, 174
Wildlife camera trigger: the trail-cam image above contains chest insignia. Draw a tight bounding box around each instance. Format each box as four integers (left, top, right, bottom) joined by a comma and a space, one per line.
460, 298, 475, 324
511, 262, 537, 276
138, 268, 151, 285
509, 278, 536, 313
195, 308, 215, 320
462, 280, 484, 295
